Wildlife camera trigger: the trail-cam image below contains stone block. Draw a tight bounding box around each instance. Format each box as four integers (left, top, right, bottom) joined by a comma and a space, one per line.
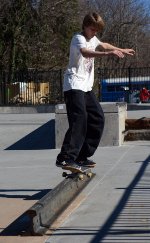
55, 102, 127, 148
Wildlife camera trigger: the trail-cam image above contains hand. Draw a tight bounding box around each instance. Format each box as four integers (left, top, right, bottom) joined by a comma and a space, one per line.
122, 49, 135, 56
109, 50, 125, 58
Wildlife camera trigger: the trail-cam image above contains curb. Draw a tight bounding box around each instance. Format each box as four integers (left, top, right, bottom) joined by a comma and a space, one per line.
25, 171, 94, 235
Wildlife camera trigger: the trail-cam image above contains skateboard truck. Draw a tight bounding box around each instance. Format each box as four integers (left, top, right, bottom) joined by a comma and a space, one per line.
62, 170, 93, 180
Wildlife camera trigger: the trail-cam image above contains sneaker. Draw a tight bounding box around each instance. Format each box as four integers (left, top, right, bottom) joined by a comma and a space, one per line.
56, 159, 69, 168
56, 158, 83, 173
77, 159, 96, 168
56, 154, 69, 167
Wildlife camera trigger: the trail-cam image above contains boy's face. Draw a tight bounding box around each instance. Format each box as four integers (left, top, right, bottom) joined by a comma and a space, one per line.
83, 25, 99, 40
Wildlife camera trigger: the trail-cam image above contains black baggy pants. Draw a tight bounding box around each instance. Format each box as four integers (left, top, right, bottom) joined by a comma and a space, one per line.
58, 89, 105, 161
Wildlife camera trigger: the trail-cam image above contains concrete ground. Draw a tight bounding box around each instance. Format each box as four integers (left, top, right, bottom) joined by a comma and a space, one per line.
0, 110, 150, 243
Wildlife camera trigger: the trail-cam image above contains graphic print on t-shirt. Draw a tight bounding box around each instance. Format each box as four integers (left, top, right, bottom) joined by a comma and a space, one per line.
83, 44, 94, 73
84, 57, 94, 73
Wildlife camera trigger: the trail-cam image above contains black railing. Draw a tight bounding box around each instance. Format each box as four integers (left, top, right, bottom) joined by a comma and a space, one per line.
0, 67, 150, 105
0, 69, 64, 105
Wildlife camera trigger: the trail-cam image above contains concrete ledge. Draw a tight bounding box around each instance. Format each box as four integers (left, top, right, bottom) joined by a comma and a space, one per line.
25, 171, 94, 235
55, 102, 127, 147
0, 105, 55, 113
100, 102, 127, 146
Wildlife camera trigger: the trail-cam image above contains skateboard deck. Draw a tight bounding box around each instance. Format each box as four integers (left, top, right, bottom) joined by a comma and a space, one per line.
62, 166, 93, 180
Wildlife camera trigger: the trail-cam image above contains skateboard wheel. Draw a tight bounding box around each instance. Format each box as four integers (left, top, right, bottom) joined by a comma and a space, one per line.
62, 172, 67, 177
87, 172, 92, 178
79, 174, 84, 180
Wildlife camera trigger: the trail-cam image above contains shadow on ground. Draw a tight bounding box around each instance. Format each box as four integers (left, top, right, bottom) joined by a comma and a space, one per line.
0, 188, 51, 236
5, 120, 55, 150
0, 189, 51, 200
89, 155, 150, 243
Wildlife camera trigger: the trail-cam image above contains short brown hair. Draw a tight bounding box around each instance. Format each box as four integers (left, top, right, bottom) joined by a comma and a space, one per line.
82, 12, 105, 32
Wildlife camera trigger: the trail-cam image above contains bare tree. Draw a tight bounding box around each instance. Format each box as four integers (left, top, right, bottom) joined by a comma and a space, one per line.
0, 0, 149, 73
31, 0, 80, 69
81, 0, 150, 68
0, 0, 38, 80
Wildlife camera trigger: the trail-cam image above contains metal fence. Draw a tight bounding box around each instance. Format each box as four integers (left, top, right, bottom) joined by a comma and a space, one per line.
0, 70, 63, 105
0, 67, 150, 105
98, 67, 150, 103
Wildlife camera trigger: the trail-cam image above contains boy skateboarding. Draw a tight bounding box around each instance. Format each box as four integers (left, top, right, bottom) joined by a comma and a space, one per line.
56, 12, 135, 172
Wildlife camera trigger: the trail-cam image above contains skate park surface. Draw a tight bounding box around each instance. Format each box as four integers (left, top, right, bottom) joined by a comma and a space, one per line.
0, 108, 150, 243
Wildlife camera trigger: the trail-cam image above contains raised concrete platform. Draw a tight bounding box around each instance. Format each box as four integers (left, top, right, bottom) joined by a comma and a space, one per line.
55, 102, 127, 147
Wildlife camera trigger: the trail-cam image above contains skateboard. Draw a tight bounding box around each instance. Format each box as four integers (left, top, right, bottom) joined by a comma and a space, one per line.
62, 166, 93, 180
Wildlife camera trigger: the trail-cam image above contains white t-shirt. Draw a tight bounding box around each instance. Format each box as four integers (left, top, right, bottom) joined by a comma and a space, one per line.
63, 33, 102, 92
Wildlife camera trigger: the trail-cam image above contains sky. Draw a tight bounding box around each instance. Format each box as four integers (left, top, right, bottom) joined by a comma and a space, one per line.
139, 0, 150, 20
141, 0, 150, 6
138, 0, 150, 9
31, 0, 150, 10
31, 0, 149, 14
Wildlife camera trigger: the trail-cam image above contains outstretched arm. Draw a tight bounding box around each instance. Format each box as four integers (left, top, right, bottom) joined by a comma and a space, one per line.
99, 42, 135, 56
80, 42, 135, 59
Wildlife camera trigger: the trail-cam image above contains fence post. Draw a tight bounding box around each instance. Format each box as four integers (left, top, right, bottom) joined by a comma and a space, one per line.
2, 72, 7, 105
128, 66, 132, 103
97, 68, 101, 101
59, 69, 63, 102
